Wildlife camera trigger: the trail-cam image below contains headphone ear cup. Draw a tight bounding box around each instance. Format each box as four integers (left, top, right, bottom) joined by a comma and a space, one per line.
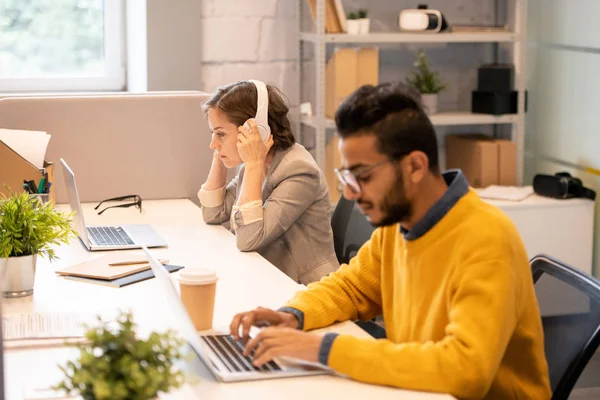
257, 125, 269, 142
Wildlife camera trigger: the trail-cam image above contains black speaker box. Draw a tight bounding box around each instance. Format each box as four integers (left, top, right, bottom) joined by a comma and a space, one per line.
477, 63, 515, 93
471, 91, 528, 115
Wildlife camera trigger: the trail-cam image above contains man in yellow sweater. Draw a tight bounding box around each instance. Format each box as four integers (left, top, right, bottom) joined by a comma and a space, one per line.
229, 82, 552, 399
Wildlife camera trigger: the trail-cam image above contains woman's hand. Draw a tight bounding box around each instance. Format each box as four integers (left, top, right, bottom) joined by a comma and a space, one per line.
200, 150, 228, 191
237, 119, 274, 167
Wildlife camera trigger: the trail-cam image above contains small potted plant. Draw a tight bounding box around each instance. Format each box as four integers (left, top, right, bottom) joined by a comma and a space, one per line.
346, 11, 361, 35
357, 8, 370, 34
55, 311, 187, 400
0, 190, 75, 298
406, 50, 448, 115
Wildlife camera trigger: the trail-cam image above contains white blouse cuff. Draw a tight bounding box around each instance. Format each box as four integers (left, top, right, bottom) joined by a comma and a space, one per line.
198, 185, 226, 208
231, 200, 263, 229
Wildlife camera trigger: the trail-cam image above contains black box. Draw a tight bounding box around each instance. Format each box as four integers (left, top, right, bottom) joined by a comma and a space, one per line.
477, 64, 515, 93
472, 91, 527, 115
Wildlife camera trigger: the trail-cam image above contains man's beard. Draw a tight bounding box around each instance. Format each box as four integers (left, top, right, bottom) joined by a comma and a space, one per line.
371, 172, 412, 228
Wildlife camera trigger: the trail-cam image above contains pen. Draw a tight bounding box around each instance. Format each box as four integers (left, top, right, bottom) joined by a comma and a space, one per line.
109, 259, 167, 267
38, 177, 46, 193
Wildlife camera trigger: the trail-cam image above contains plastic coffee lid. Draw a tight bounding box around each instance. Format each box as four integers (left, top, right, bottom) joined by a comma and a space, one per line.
177, 268, 218, 285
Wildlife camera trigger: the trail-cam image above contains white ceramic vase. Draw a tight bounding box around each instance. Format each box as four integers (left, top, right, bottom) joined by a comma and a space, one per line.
347, 20, 361, 35
359, 18, 370, 34
421, 93, 439, 115
2, 254, 37, 298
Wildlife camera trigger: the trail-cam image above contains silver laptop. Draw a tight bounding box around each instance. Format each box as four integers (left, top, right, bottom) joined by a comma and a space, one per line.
60, 158, 168, 251
142, 246, 332, 382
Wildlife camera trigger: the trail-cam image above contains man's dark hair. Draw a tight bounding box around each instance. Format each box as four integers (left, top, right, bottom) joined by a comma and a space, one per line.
335, 82, 440, 173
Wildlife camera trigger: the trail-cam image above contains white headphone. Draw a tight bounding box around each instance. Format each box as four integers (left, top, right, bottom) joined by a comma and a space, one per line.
246, 79, 271, 142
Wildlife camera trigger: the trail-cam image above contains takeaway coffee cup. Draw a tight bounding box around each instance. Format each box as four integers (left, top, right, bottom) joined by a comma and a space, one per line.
177, 268, 218, 331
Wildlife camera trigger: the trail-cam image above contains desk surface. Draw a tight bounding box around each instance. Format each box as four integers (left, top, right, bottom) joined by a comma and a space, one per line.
3, 199, 453, 400
480, 192, 594, 210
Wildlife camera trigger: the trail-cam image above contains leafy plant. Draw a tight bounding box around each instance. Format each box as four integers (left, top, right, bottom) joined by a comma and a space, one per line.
347, 11, 359, 20
357, 9, 368, 18
0, 190, 75, 260
55, 311, 187, 400
406, 50, 447, 94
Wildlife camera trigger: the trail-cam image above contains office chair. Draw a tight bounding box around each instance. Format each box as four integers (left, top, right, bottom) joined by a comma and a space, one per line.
330, 196, 375, 265
531, 254, 600, 400
330, 196, 385, 338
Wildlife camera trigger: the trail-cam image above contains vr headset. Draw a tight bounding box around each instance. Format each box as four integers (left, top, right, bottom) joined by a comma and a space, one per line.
533, 172, 596, 200
398, 5, 449, 33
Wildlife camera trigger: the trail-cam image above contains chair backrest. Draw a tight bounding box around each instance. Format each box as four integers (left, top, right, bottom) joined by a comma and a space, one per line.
531, 254, 600, 400
330, 196, 374, 264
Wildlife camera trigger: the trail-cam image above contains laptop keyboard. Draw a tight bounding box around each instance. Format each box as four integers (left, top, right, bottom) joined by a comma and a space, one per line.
202, 334, 282, 373
87, 226, 135, 246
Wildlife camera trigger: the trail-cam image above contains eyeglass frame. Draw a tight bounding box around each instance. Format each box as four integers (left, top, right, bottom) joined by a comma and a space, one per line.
334, 152, 411, 195
334, 160, 392, 195
94, 194, 142, 215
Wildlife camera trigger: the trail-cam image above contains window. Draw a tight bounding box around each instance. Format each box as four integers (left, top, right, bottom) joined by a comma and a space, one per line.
0, 0, 125, 92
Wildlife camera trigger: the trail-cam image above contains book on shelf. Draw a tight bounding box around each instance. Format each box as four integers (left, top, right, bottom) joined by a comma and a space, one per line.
305, 0, 344, 33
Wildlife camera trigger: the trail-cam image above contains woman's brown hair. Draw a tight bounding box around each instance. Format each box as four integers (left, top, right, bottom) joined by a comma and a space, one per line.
202, 81, 295, 151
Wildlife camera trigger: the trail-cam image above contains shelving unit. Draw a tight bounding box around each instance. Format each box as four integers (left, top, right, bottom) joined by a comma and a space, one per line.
297, 0, 528, 186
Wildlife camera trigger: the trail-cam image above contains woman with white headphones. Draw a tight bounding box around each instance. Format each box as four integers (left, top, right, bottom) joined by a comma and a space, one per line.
199, 80, 339, 284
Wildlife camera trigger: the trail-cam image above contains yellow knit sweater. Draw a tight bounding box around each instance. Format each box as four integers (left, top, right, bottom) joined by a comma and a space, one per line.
285, 189, 551, 399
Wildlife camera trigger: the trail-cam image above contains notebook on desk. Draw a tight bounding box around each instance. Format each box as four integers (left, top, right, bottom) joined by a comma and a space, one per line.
63, 264, 184, 288
56, 252, 169, 280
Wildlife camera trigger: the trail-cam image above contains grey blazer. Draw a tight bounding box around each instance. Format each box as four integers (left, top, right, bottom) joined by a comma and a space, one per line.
199, 144, 339, 284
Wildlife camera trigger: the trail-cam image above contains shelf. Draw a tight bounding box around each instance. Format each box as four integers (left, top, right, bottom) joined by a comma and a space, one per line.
301, 112, 519, 130
299, 31, 518, 44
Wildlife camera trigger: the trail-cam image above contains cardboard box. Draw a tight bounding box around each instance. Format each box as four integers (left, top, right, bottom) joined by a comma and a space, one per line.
325, 135, 343, 202
326, 47, 379, 119
0, 140, 55, 202
445, 134, 516, 188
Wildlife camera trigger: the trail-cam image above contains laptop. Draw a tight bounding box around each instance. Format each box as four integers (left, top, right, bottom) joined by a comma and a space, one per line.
60, 158, 168, 251
141, 246, 332, 382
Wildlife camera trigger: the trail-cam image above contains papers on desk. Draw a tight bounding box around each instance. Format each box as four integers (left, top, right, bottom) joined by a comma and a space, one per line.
477, 185, 534, 201
3, 312, 93, 349
0, 128, 51, 170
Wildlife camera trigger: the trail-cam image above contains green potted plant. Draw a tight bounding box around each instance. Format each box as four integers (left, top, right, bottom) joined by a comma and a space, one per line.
406, 50, 448, 114
0, 190, 75, 297
55, 311, 187, 400
357, 8, 370, 34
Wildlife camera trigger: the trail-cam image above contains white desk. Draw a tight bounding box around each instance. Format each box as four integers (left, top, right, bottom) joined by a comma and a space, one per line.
483, 194, 595, 275
483, 194, 595, 317
3, 199, 453, 400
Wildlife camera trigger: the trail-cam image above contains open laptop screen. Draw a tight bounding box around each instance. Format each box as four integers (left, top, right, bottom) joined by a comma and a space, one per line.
60, 158, 91, 246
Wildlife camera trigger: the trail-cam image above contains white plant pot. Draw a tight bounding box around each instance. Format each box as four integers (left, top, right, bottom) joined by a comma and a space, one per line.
2, 254, 37, 298
359, 18, 370, 34
421, 94, 439, 115
347, 20, 361, 35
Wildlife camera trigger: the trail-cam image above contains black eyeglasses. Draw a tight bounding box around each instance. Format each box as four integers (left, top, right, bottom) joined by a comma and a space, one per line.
94, 195, 142, 215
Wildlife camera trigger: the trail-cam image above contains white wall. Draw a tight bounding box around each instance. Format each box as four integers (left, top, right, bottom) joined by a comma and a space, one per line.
198, 0, 298, 104
525, 0, 600, 276
126, 0, 204, 92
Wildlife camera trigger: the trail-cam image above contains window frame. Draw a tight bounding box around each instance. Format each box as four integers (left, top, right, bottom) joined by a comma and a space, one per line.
0, 0, 126, 92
